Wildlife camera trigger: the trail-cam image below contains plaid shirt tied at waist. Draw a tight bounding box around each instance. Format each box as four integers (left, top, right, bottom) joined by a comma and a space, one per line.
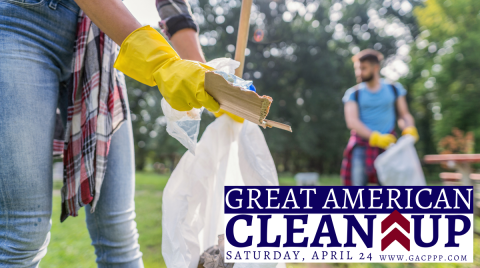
60, 12, 128, 222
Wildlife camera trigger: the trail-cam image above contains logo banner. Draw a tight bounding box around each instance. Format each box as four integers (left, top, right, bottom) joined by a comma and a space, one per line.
224, 186, 473, 263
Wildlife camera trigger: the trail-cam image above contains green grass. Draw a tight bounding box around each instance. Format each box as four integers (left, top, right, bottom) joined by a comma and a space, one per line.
40, 200, 95, 268
40, 172, 479, 268
134, 171, 167, 266
41, 172, 169, 268
279, 175, 342, 186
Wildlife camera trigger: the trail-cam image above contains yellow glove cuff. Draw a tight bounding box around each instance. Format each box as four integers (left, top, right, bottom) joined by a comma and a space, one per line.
214, 110, 245, 123
402, 126, 419, 142
114, 25, 180, 86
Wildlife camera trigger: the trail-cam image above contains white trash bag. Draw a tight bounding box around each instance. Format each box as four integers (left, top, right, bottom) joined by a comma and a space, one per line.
374, 135, 426, 186
162, 116, 283, 268
162, 58, 284, 268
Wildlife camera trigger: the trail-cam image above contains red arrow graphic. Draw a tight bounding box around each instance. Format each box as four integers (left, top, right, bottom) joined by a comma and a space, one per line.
381, 210, 410, 233
381, 228, 410, 251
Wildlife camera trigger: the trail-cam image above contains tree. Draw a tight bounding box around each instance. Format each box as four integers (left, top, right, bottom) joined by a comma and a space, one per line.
403, 0, 480, 155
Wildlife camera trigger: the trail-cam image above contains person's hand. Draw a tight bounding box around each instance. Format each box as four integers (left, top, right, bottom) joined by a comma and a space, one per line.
114, 26, 220, 112
369, 131, 397, 149
402, 126, 419, 142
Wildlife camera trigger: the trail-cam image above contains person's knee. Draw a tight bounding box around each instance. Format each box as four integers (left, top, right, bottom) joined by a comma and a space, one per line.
87, 208, 142, 265
105, 211, 139, 245
0, 212, 52, 266
88, 208, 140, 248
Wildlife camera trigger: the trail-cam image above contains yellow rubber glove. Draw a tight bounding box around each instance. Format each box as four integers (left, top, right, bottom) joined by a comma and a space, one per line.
214, 110, 244, 123
402, 126, 419, 142
114, 26, 220, 112
369, 131, 397, 149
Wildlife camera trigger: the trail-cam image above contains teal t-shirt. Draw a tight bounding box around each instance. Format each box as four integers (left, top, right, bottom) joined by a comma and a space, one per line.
342, 79, 407, 134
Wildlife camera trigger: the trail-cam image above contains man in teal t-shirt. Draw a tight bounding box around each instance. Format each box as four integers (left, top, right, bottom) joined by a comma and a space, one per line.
341, 49, 419, 186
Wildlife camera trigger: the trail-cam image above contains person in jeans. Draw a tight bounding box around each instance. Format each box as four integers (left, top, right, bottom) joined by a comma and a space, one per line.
0, 0, 216, 266
340, 49, 419, 186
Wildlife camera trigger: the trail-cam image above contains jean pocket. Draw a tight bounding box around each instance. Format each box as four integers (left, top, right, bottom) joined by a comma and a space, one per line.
0, 0, 46, 7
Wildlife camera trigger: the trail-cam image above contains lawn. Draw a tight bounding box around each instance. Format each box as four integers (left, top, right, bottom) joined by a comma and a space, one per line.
39, 172, 478, 268
41, 172, 166, 268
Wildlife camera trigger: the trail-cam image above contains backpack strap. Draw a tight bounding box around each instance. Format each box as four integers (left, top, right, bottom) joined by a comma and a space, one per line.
354, 84, 360, 103
391, 84, 399, 99
391, 84, 399, 119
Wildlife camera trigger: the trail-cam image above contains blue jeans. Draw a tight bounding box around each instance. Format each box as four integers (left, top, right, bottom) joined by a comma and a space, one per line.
351, 145, 368, 186
0, 0, 143, 267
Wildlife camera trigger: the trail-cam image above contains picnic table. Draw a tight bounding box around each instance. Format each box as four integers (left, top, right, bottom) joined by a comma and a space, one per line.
424, 154, 480, 185
424, 154, 480, 215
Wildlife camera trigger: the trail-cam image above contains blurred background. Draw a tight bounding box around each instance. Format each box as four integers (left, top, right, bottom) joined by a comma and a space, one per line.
43, 0, 480, 267
124, 0, 479, 178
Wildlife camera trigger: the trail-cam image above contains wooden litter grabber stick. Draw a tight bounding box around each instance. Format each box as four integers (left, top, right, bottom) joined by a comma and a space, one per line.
234, 0, 253, 77
204, 0, 292, 132
205, 72, 292, 132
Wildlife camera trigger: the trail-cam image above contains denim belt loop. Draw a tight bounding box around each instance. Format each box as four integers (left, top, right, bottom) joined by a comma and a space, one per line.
49, 0, 61, 10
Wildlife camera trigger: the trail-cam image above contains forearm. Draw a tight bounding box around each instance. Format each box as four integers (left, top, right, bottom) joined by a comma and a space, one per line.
399, 113, 415, 129
170, 29, 205, 62
74, 0, 141, 45
155, 0, 204, 62
344, 102, 372, 139
347, 120, 373, 140
395, 96, 415, 130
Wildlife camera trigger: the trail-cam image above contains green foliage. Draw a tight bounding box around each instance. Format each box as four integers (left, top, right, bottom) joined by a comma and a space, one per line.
403, 0, 480, 155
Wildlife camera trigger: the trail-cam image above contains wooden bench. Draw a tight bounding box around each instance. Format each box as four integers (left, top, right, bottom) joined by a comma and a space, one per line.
440, 172, 480, 186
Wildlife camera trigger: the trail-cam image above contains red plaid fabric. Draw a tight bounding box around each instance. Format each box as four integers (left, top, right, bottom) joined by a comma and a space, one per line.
60, 12, 128, 222
156, 0, 198, 38
340, 131, 386, 186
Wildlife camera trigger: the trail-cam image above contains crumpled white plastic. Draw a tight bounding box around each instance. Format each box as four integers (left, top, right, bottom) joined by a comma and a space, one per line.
160, 98, 203, 155
208, 58, 255, 92
374, 135, 426, 186
207, 57, 240, 73
162, 58, 285, 268
160, 58, 255, 155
